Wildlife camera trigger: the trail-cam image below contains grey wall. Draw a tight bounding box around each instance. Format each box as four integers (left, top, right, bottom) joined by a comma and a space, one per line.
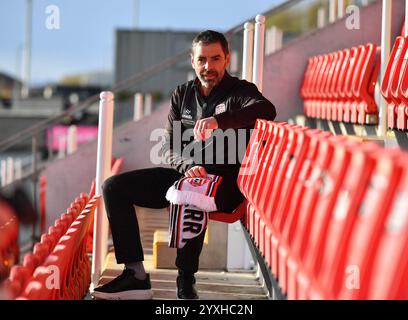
263, 0, 405, 121
115, 30, 197, 97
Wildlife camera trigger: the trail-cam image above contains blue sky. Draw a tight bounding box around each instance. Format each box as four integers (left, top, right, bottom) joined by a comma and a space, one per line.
0, 0, 284, 85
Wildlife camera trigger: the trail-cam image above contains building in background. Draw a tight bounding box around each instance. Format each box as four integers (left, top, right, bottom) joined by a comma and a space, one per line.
0, 72, 22, 109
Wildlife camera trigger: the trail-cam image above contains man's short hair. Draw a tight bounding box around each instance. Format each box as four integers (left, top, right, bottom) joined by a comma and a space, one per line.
192, 30, 229, 57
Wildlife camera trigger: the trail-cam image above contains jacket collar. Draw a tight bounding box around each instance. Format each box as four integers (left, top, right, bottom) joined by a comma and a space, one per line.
192, 72, 234, 101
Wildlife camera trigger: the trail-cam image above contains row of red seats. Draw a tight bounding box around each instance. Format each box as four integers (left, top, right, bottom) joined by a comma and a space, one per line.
17, 196, 99, 300
2, 193, 91, 299
0, 202, 19, 282
301, 44, 380, 124
381, 35, 408, 130
237, 119, 408, 299
4, 156, 124, 299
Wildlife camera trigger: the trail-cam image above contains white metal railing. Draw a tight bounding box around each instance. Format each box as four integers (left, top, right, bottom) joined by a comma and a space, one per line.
242, 22, 254, 82
252, 14, 266, 93
133, 93, 144, 121
379, 0, 392, 136
91, 91, 114, 288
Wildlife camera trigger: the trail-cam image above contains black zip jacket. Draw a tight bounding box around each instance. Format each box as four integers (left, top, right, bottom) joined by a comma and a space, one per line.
161, 72, 277, 176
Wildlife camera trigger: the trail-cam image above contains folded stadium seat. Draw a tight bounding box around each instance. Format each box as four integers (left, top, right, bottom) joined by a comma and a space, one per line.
237, 119, 268, 199
334, 49, 351, 122
246, 121, 286, 244
316, 54, 332, 119
349, 44, 370, 123
366, 154, 408, 299
7, 265, 32, 298
263, 126, 315, 279
22, 253, 40, 275
18, 267, 55, 300
22, 243, 50, 274
33, 242, 50, 263
308, 142, 380, 299
26, 198, 99, 300
381, 36, 408, 129
268, 127, 320, 288
277, 130, 331, 294
263, 126, 308, 275
343, 46, 363, 123
253, 124, 292, 214
241, 119, 272, 199
286, 135, 346, 299
47, 225, 64, 247
310, 55, 325, 118
319, 54, 335, 119
245, 121, 281, 204
317, 53, 331, 119
336, 149, 404, 300
322, 51, 343, 120
301, 57, 315, 117
296, 139, 358, 299
353, 44, 380, 124
252, 124, 295, 249
304, 56, 318, 118
396, 43, 408, 130
324, 51, 343, 120
357, 46, 381, 124
245, 122, 282, 243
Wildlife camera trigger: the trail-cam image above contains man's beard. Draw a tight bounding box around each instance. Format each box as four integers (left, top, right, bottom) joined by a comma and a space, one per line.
198, 70, 221, 88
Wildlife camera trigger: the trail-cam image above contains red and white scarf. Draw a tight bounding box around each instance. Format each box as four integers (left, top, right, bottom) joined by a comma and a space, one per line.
166, 174, 222, 248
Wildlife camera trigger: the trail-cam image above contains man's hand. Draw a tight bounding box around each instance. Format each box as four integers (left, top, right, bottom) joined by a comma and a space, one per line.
185, 166, 208, 178
194, 117, 218, 141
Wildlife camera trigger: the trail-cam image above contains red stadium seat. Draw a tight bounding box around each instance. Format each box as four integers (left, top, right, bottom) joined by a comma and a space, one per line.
367, 154, 408, 299
355, 44, 380, 124
276, 131, 330, 296
309, 142, 380, 299
336, 149, 404, 299
381, 36, 408, 129
343, 46, 362, 123
286, 135, 346, 299
296, 139, 358, 299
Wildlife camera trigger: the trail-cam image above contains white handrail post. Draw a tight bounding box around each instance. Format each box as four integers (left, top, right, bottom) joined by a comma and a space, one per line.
6, 157, 14, 185
252, 15, 266, 92
133, 93, 144, 121
317, 7, 326, 29
67, 125, 78, 155
379, 0, 392, 136
329, 0, 337, 23
338, 0, 345, 19
91, 91, 115, 289
242, 22, 254, 82
1, 160, 7, 187
144, 93, 152, 116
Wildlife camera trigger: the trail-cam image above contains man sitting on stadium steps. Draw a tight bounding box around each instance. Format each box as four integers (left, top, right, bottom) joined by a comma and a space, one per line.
92, 30, 276, 300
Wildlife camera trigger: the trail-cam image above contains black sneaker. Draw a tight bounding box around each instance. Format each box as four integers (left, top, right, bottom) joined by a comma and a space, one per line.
92, 268, 153, 300
177, 274, 199, 300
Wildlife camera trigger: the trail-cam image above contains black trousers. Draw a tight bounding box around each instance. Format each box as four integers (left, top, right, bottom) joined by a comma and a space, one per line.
102, 166, 244, 274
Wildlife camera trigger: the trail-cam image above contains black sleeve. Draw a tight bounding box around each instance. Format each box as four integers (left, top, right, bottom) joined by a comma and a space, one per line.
161, 87, 196, 174
213, 82, 277, 130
